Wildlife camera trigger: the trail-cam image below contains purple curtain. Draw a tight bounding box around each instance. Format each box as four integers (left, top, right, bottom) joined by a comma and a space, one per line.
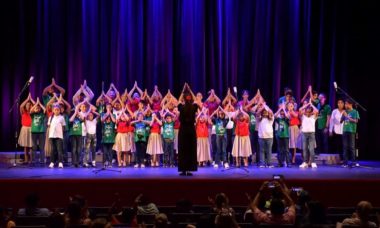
0, 0, 378, 158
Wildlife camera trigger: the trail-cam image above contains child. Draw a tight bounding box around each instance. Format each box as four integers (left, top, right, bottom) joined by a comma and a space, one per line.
211, 107, 229, 168
162, 111, 176, 167
101, 108, 116, 168
113, 111, 132, 167
146, 112, 164, 167
274, 105, 291, 167
18, 93, 35, 163
30, 98, 46, 165
47, 103, 66, 168
196, 109, 212, 166
329, 98, 345, 158
69, 105, 85, 168
232, 107, 252, 167
287, 101, 301, 164
316, 93, 331, 154
84, 111, 100, 167
341, 99, 360, 168
130, 112, 150, 168
299, 101, 319, 168
257, 104, 274, 168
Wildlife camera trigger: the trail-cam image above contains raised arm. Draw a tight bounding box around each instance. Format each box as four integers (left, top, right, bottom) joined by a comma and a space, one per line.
51, 78, 66, 95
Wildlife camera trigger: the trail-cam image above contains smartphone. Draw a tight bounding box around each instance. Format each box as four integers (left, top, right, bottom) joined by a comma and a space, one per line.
273, 174, 283, 180
291, 187, 303, 192
267, 182, 276, 188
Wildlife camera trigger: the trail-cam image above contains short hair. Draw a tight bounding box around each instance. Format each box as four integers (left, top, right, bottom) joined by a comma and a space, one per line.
270, 198, 285, 215
356, 201, 373, 220
345, 99, 354, 105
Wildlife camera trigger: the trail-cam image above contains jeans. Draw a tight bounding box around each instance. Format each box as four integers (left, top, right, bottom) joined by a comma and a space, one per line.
32, 132, 45, 163
211, 134, 217, 162
277, 137, 290, 165
63, 131, 69, 163
163, 139, 175, 166
215, 134, 227, 164
102, 143, 113, 164
258, 138, 273, 166
302, 132, 315, 163
70, 135, 82, 166
84, 134, 97, 163
226, 129, 234, 164
135, 141, 147, 165
50, 138, 63, 163
316, 128, 329, 154
342, 132, 356, 164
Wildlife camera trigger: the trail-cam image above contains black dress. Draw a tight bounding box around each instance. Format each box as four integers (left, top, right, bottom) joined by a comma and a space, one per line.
177, 102, 198, 172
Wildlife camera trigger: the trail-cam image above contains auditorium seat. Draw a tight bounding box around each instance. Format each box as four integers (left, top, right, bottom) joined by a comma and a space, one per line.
15, 216, 50, 226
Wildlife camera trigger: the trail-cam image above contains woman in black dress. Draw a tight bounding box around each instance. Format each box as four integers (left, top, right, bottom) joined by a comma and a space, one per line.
178, 84, 199, 176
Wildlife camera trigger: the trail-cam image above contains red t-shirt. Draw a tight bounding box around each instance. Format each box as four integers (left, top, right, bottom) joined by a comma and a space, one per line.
21, 112, 32, 127
289, 111, 300, 126
152, 101, 161, 112
196, 122, 209, 138
235, 120, 249, 136
174, 119, 180, 129
117, 121, 129, 133
150, 122, 161, 133
128, 98, 140, 112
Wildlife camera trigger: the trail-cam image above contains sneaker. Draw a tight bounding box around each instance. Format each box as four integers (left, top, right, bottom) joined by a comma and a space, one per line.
134, 164, 139, 168
299, 162, 308, 168
354, 163, 360, 167
92, 161, 96, 167
49, 162, 54, 168
84, 163, 89, 168
224, 163, 230, 169
259, 165, 266, 168
112, 159, 116, 164
141, 164, 145, 168
341, 164, 348, 168
311, 163, 318, 168
268, 165, 274, 168
58, 162, 63, 168
213, 164, 219, 168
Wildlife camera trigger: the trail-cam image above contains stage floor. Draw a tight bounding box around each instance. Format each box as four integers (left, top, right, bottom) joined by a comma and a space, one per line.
1, 161, 380, 180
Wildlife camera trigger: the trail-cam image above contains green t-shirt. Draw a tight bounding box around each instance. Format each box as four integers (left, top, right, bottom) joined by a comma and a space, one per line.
317, 104, 332, 129
162, 122, 175, 140
275, 117, 289, 138
97, 105, 105, 114
249, 112, 257, 133
145, 116, 152, 137
63, 114, 70, 132
134, 122, 148, 142
42, 94, 53, 106
69, 118, 83, 136
343, 109, 360, 133
102, 121, 116, 143
31, 112, 46, 133
213, 118, 227, 135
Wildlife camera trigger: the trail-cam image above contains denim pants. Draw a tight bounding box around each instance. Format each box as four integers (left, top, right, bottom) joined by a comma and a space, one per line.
32, 132, 45, 163
163, 139, 175, 165
215, 134, 227, 164
50, 138, 63, 163
102, 143, 114, 164
277, 137, 290, 165
342, 132, 356, 164
302, 132, 315, 163
258, 138, 273, 166
70, 135, 82, 166
85, 134, 97, 163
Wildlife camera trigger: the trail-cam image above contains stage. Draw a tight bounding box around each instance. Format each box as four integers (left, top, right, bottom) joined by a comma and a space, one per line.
1, 153, 380, 209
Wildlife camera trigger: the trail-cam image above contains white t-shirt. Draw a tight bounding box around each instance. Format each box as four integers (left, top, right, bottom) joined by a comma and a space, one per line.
329, 109, 343, 135
85, 119, 98, 135
301, 115, 317, 133
48, 115, 66, 139
258, 118, 274, 139
79, 112, 87, 136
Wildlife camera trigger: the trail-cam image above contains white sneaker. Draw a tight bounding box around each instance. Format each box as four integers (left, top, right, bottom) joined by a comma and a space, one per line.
141, 164, 145, 168
134, 164, 139, 168
84, 163, 89, 167
355, 163, 360, 167
299, 162, 308, 168
92, 161, 96, 167
213, 164, 219, 168
311, 163, 318, 168
58, 162, 63, 168
112, 159, 116, 164
224, 163, 230, 169
49, 162, 54, 168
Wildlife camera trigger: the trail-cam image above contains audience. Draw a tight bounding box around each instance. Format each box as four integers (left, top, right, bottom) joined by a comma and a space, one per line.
134, 194, 159, 215
338, 201, 378, 228
17, 193, 51, 216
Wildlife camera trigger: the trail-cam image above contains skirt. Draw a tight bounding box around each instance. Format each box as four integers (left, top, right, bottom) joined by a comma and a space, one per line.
146, 133, 164, 155
18, 126, 32, 147
197, 137, 211, 162
232, 136, 252, 157
44, 128, 52, 157
128, 132, 136, 153
113, 133, 132, 152
174, 129, 179, 152
289, 125, 301, 149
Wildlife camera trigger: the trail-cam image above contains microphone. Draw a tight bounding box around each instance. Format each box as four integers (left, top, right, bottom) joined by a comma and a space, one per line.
333, 82, 338, 92
27, 76, 34, 85
233, 86, 237, 96
233, 86, 240, 108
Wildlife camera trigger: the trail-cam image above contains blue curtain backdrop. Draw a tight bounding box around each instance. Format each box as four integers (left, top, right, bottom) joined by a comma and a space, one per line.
0, 0, 379, 158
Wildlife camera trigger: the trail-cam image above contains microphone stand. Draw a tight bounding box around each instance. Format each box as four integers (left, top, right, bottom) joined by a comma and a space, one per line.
335, 85, 368, 168
8, 79, 33, 168
223, 91, 249, 173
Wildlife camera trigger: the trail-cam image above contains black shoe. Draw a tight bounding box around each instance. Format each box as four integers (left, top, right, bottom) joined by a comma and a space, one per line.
179, 172, 186, 176
287, 165, 292, 168
186, 172, 193, 176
